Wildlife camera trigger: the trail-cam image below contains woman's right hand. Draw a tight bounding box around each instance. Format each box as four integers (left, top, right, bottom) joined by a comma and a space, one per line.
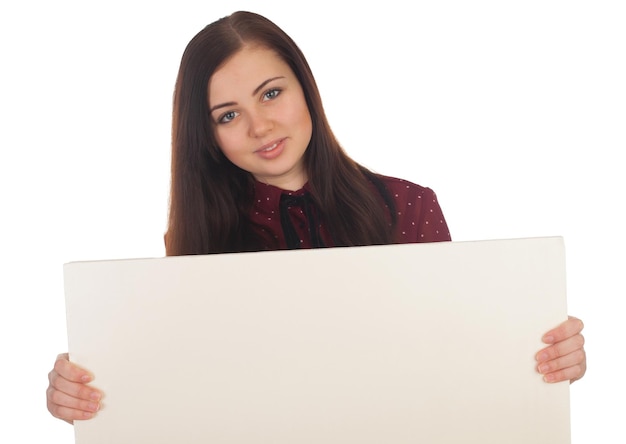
46, 353, 102, 424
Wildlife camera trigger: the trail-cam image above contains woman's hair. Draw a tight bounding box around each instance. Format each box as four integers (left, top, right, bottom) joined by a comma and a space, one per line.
166, 11, 396, 255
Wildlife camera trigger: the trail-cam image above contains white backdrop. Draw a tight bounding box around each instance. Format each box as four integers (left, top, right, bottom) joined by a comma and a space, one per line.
1, 1, 624, 443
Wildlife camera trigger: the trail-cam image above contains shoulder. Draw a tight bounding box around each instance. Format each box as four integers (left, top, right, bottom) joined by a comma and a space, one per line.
375, 174, 451, 243
375, 174, 439, 201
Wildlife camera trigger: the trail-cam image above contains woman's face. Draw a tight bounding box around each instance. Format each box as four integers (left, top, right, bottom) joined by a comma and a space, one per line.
208, 45, 313, 191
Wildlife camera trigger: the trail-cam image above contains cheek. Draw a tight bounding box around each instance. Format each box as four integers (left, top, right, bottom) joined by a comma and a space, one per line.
212, 129, 253, 172
213, 128, 237, 158
302, 110, 313, 143
291, 101, 313, 137
304, 108, 313, 134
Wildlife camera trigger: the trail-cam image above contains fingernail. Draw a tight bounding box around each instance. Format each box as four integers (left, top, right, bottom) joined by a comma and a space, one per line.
537, 352, 549, 362
82, 411, 94, 419
81, 375, 92, 383
543, 335, 555, 344
89, 391, 101, 401
538, 364, 550, 374
544, 373, 556, 383
87, 402, 100, 412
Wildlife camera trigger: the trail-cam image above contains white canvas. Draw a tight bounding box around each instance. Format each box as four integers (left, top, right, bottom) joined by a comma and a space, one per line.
64, 237, 570, 443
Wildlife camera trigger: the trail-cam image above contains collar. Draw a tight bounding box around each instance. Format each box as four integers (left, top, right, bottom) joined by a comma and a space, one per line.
253, 181, 311, 212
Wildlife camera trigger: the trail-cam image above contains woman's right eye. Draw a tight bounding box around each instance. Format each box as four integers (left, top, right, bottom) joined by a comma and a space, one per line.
218, 110, 238, 124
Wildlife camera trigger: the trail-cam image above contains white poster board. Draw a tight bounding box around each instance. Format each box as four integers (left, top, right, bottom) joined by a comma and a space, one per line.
64, 237, 570, 443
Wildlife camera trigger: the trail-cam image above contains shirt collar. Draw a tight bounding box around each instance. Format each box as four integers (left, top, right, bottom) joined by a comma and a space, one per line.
253, 181, 310, 212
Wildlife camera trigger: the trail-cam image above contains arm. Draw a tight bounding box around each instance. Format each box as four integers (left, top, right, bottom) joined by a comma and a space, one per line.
47, 353, 102, 423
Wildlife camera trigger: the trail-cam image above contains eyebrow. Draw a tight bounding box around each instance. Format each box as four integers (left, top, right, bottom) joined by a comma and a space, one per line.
209, 76, 286, 114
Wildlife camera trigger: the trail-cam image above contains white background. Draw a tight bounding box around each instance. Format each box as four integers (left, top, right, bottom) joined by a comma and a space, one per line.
0, 1, 624, 442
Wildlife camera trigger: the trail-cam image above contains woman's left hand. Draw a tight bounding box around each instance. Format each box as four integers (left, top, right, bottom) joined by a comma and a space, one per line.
536, 316, 586, 383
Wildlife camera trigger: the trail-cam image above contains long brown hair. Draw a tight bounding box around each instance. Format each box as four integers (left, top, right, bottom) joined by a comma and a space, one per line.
166, 11, 396, 255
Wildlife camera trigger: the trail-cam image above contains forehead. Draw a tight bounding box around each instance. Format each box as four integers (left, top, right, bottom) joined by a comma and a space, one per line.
208, 46, 292, 103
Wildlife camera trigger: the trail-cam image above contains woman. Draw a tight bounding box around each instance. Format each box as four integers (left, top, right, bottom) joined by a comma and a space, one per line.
46, 11, 586, 423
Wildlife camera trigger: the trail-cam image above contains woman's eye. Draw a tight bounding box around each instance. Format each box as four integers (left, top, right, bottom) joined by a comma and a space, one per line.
218, 111, 238, 124
263, 88, 281, 101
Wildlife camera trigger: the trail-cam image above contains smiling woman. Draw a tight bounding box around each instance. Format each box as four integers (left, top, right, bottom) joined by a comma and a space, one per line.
163, 11, 438, 256
44, 9, 587, 427
208, 46, 312, 191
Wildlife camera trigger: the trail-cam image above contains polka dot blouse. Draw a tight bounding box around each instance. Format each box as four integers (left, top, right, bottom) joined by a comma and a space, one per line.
249, 175, 451, 250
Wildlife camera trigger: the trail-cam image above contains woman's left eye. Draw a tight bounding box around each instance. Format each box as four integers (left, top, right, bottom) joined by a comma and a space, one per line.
263, 88, 281, 101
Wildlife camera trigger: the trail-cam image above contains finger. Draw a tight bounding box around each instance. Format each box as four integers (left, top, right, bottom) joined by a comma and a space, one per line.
536, 333, 585, 363
52, 353, 94, 383
49, 369, 103, 402
537, 348, 585, 375
47, 385, 101, 417
47, 397, 98, 422
541, 360, 586, 384
542, 316, 584, 344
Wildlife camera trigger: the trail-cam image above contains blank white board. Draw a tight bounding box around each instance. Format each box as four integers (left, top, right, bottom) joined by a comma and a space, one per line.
64, 237, 570, 443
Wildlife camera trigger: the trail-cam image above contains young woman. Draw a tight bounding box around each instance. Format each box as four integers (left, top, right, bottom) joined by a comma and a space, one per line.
46, 11, 586, 423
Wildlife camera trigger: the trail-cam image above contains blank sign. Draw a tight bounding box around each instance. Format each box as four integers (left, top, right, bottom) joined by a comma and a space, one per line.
64, 237, 570, 443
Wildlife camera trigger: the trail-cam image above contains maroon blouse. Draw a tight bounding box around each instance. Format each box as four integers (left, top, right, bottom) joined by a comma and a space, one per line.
249, 175, 451, 250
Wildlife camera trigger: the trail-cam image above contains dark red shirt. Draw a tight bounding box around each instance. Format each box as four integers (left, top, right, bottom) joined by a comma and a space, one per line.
249, 175, 450, 250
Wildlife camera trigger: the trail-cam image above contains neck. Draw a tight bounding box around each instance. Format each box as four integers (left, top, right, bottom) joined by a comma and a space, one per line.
254, 171, 308, 191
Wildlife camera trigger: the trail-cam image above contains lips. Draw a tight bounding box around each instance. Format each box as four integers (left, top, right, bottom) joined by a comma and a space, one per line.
255, 138, 286, 159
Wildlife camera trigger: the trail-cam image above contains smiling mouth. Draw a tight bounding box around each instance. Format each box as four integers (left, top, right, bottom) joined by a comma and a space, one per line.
256, 138, 285, 153
260, 142, 279, 152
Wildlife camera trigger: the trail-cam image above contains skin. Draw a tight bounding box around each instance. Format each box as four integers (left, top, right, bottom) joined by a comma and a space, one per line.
208, 45, 313, 191
46, 44, 587, 424
536, 316, 587, 383
47, 353, 101, 423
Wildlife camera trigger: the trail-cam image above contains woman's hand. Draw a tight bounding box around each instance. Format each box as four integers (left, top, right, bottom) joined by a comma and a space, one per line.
536, 316, 586, 384
46, 353, 102, 424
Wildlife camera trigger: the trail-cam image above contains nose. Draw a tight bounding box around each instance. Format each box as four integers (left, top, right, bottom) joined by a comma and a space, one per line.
248, 109, 273, 138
